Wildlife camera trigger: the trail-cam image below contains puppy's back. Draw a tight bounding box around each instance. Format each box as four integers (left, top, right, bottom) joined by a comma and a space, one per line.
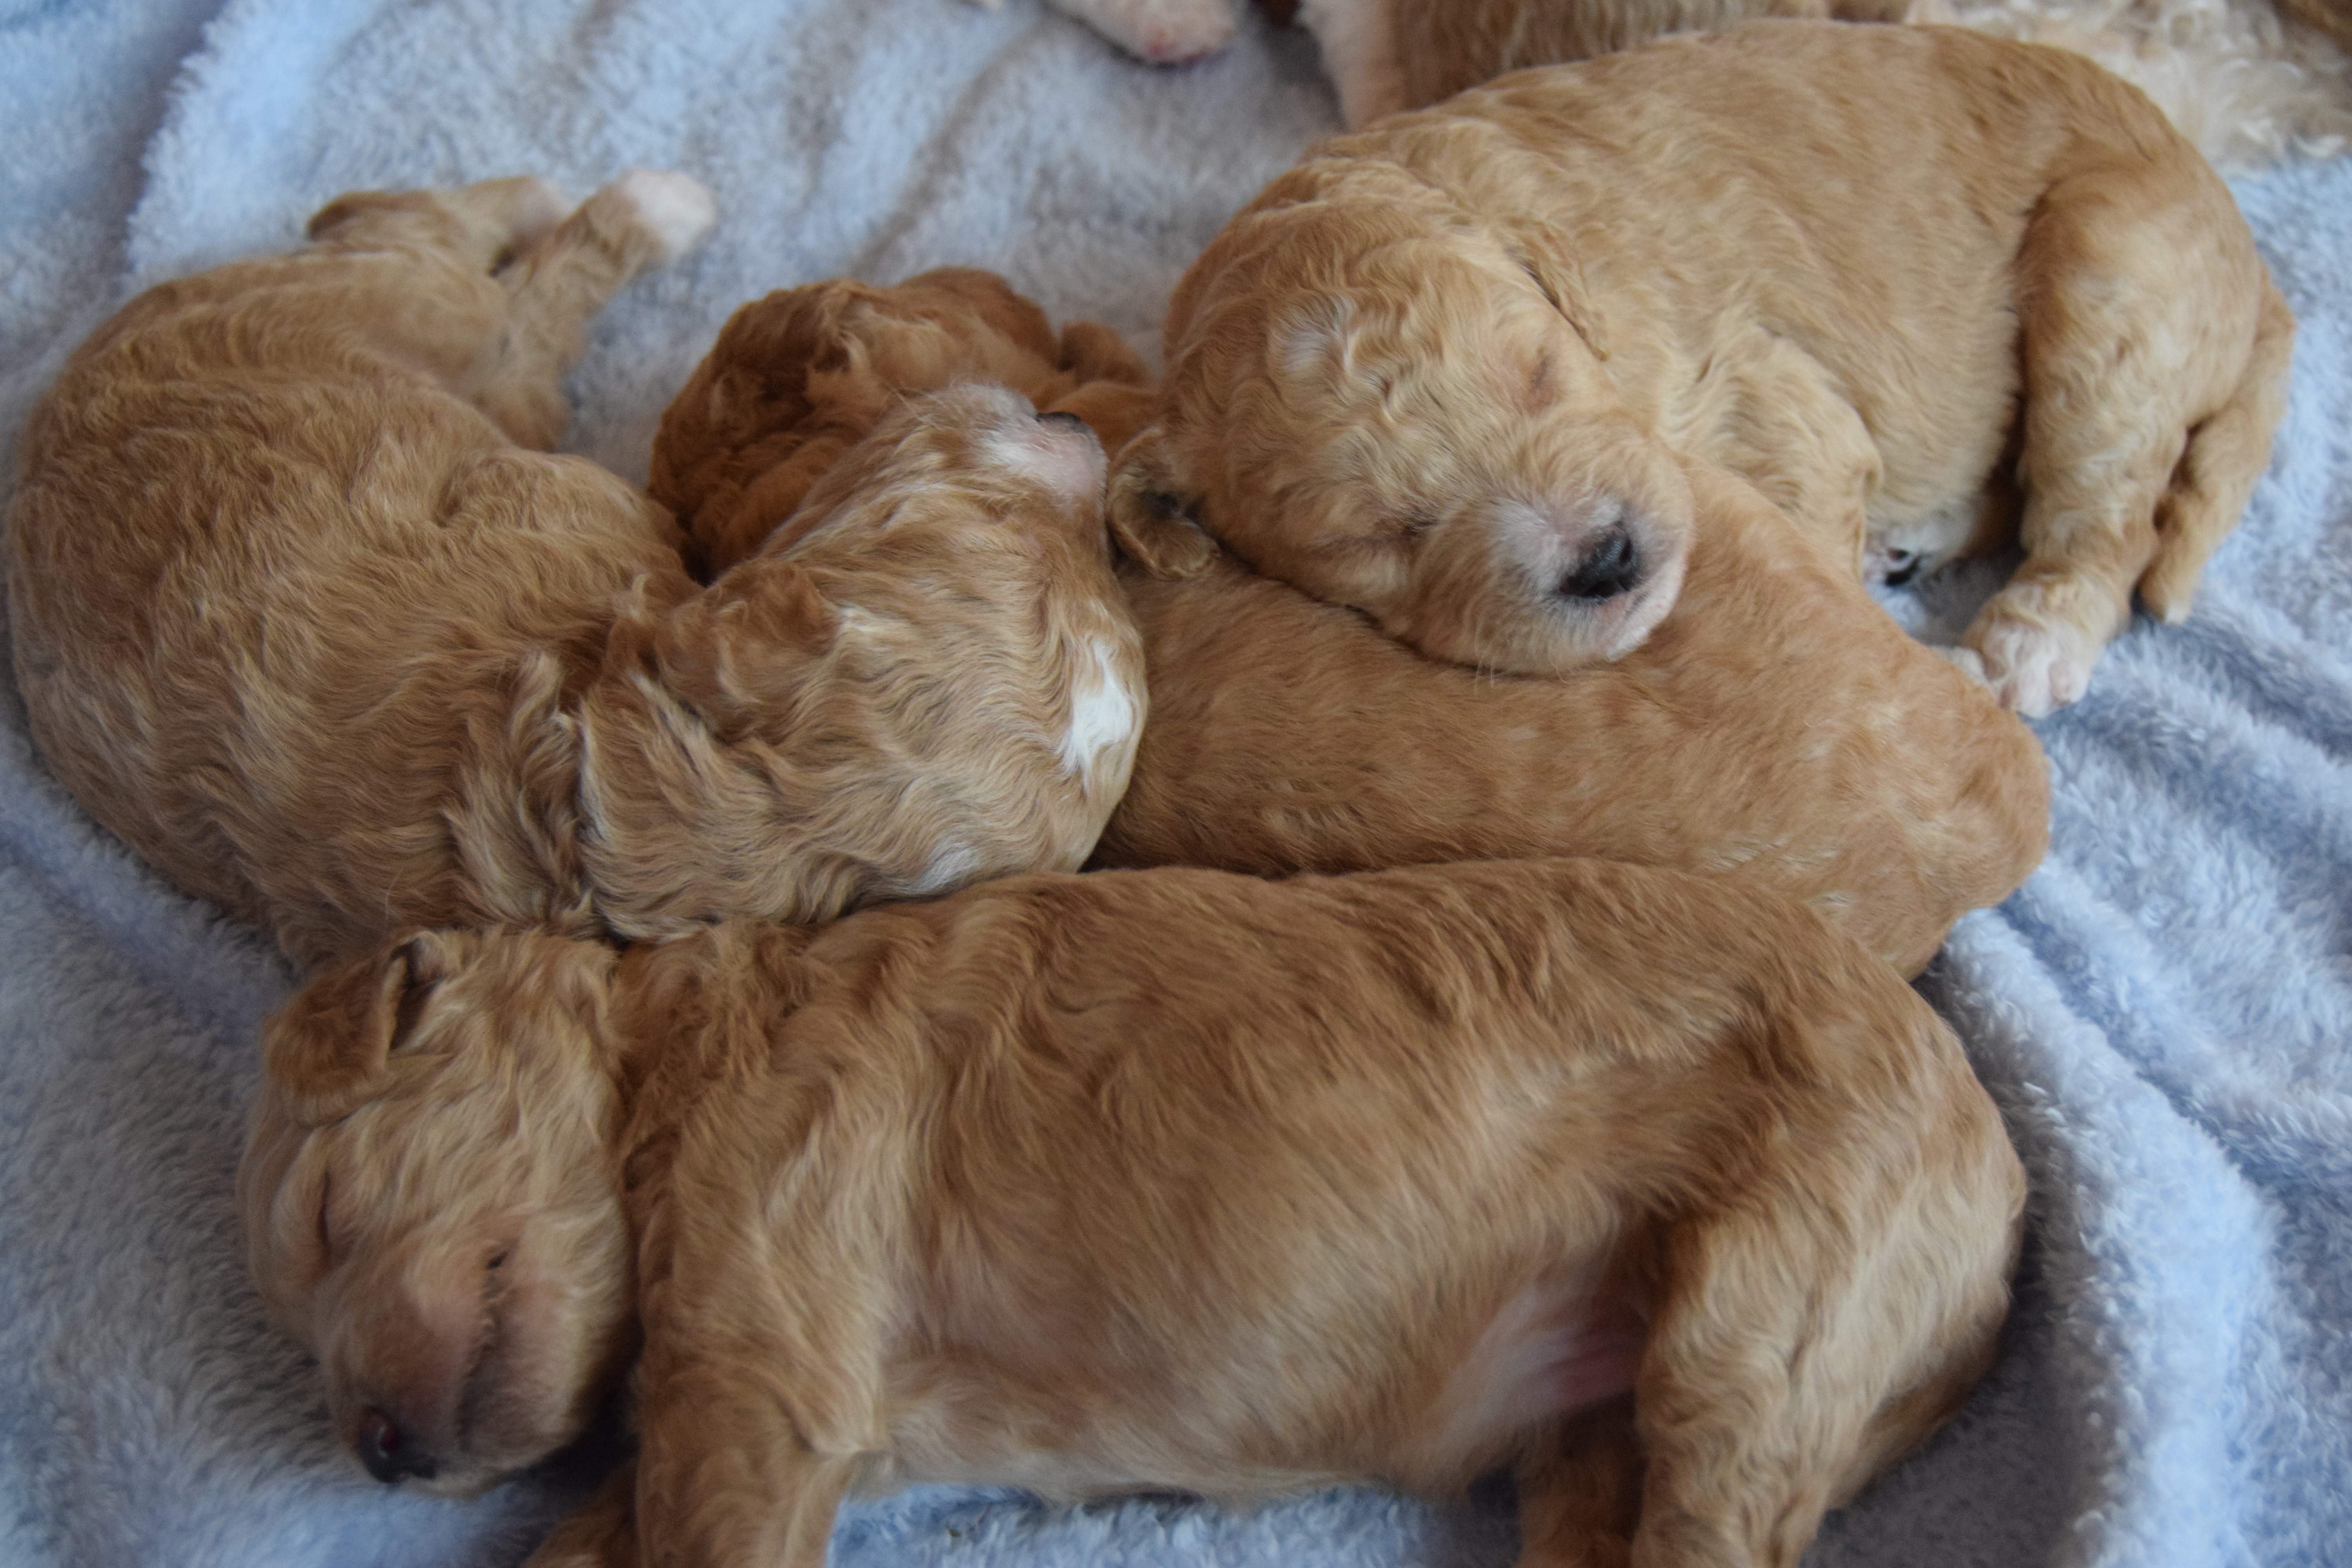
7, 220, 690, 964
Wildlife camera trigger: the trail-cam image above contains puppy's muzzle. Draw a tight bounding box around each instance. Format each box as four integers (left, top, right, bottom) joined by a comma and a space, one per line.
356, 1405, 437, 1484
1558, 524, 1643, 601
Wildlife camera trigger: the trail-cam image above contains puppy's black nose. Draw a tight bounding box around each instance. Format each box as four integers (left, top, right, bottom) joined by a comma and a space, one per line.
1559, 526, 1642, 601
356, 1406, 437, 1484
1036, 409, 1089, 430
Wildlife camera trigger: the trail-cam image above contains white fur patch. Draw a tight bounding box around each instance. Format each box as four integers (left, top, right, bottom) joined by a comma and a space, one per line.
911, 837, 982, 896
607, 169, 717, 261
985, 420, 1105, 501
1058, 636, 1141, 778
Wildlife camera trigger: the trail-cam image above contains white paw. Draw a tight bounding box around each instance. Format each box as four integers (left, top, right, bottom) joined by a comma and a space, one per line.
1964, 606, 2097, 718
604, 169, 718, 261
1053, 0, 1236, 63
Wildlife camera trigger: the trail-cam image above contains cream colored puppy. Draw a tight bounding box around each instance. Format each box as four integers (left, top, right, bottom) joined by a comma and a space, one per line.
8, 178, 1140, 970
241, 859, 2024, 1567
1117, 20, 2293, 714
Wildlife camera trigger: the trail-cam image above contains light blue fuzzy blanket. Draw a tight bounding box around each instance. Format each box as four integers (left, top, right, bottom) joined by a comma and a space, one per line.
2, 2, 2347, 1564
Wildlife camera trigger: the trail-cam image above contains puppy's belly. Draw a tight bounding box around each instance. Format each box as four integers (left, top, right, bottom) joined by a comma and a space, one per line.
881, 1274, 1643, 1501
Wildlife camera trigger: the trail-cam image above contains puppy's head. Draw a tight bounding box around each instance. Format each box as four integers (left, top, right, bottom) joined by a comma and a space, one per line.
720, 383, 1145, 878
240, 928, 635, 1496
1115, 195, 1690, 674
652, 268, 1149, 575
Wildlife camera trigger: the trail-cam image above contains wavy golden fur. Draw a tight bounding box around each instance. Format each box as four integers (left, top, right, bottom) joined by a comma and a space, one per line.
7, 179, 1142, 970
1116, 21, 2292, 714
646, 269, 2047, 975
650, 268, 1154, 577
242, 859, 2025, 1566
1101, 455, 2049, 976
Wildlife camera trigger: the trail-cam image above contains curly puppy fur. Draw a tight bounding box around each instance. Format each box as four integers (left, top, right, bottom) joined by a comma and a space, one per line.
7, 179, 1141, 971
1102, 456, 2049, 977
651, 267, 1151, 576
241, 859, 2025, 1567
1115, 21, 2292, 714
647, 269, 2045, 975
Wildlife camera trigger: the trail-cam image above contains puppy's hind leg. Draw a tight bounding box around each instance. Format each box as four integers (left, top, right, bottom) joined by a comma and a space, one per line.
2137, 281, 2294, 624
304, 175, 568, 268
1964, 155, 2274, 715
425, 174, 573, 273
1622, 1002, 2022, 1566
473, 171, 718, 449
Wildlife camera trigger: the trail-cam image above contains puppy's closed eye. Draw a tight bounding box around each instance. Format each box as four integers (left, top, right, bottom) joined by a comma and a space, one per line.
1313, 508, 1438, 561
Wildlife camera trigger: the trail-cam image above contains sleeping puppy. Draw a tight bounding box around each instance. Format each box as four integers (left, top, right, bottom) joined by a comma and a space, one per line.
651, 267, 1151, 575
1116, 21, 2294, 714
240, 859, 2025, 1568
650, 269, 2047, 976
1102, 454, 2049, 977
7, 178, 1140, 971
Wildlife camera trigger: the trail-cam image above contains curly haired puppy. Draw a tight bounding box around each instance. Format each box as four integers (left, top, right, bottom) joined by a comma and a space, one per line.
648, 269, 2046, 976
241, 859, 2024, 1566
651, 267, 1152, 575
1103, 455, 2048, 977
1116, 20, 2293, 714
7, 178, 1140, 971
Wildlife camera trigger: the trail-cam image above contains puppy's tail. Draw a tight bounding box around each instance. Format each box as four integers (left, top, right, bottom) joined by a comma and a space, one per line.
2138, 280, 2294, 624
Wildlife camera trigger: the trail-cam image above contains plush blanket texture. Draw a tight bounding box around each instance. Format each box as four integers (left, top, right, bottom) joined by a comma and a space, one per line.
2, 2, 2347, 1564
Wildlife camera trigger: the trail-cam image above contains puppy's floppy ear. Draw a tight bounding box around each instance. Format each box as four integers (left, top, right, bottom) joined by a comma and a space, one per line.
1106, 427, 1218, 579
262, 932, 448, 1125
1499, 221, 1607, 361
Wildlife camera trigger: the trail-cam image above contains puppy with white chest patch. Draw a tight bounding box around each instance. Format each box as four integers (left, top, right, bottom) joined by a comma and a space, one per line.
648, 268, 2049, 976
241, 857, 2024, 1567
1118, 20, 2294, 714
8, 177, 1142, 970
580, 383, 1145, 927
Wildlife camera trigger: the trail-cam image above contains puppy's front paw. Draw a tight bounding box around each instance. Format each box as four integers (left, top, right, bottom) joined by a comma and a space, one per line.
602, 169, 719, 263
1054, 0, 1237, 63
1962, 599, 2098, 718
